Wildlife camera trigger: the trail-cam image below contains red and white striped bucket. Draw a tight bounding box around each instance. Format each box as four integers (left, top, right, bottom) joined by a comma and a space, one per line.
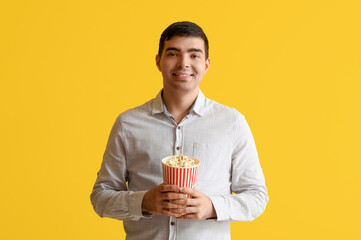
161, 156, 200, 197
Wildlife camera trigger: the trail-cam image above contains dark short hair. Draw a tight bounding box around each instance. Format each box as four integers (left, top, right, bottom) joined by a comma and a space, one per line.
158, 21, 209, 59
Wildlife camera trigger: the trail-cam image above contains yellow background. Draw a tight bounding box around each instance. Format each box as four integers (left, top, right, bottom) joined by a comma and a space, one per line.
1, 0, 360, 239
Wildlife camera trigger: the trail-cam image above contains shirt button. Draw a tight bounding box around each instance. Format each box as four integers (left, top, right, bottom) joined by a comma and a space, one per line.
171, 222, 175, 226
176, 146, 180, 150
177, 126, 181, 129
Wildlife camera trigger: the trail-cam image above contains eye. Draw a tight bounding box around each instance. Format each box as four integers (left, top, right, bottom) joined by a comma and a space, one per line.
167, 52, 177, 57
192, 54, 200, 59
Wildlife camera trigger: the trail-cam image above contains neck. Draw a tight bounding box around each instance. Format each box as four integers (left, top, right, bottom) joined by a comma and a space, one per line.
162, 88, 199, 124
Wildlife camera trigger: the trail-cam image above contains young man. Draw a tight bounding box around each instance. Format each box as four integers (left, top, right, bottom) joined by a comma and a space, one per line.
91, 21, 268, 240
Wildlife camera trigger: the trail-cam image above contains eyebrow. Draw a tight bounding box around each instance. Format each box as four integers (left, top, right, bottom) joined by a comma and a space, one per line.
165, 47, 203, 54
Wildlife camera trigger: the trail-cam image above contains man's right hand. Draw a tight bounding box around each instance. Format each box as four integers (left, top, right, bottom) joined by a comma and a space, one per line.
141, 184, 187, 217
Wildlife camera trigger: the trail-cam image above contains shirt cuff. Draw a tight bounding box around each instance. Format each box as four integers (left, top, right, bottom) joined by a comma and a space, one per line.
128, 190, 151, 219
209, 195, 228, 221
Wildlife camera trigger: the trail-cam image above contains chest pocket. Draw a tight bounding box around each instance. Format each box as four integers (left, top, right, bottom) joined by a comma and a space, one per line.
192, 142, 232, 182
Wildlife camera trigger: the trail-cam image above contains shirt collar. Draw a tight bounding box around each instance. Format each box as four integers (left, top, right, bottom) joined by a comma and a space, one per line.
191, 89, 205, 116
151, 90, 164, 115
151, 89, 206, 117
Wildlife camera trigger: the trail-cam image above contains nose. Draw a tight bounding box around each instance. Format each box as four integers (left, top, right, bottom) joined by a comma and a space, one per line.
177, 55, 190, 69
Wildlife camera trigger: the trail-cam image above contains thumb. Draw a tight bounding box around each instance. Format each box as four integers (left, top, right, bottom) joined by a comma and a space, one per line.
180, 187, 200, 197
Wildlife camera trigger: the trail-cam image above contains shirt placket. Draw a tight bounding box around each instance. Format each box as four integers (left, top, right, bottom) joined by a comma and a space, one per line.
169, 217, 177, 240
169, 117, 188, 240
175, 124, 183, 155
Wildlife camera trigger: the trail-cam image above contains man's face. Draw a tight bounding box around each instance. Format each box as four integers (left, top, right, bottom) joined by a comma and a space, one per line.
156, 36, 210, 93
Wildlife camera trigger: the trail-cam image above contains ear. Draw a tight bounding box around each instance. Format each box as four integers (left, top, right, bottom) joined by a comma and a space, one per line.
155, 54, 161, 71
204, 58, 210, 73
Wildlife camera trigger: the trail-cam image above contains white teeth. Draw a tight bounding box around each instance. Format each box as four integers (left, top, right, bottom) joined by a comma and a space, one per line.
173, 73, 193, 77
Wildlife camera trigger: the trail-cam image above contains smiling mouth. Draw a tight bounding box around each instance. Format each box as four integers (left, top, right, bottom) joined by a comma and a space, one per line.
172, 73, 194, 81
172, 73, 194, 77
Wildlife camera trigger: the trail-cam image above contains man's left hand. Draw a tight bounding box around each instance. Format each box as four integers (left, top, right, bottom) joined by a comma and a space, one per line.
169, 187, 217, 220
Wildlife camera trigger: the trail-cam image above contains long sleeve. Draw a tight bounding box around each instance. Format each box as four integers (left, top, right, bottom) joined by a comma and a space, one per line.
90, 116, 147, 221
90, 91, 269, 239
209, 113, 269, 222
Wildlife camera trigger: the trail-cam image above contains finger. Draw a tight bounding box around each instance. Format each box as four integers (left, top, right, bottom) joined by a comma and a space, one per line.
161, 201, 186, 209
183, 206, 198, 215
169, 198, 197, 206
160, 192, 187, 200
159, 184, 182, 193
168, 199, 187, 205
166, 207, 187, 215
160, 209, 183, 218
167, 206, 198, 216
180, 187, 201, 197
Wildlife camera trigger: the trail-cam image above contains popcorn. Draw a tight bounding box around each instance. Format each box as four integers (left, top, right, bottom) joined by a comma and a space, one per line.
165, 154, 197, 167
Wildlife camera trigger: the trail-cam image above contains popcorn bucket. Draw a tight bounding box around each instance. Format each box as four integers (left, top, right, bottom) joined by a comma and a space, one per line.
161, 156, 200, 197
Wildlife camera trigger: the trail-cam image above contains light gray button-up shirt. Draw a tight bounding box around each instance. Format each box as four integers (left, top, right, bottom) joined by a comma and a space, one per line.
90, 89, 268, 240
